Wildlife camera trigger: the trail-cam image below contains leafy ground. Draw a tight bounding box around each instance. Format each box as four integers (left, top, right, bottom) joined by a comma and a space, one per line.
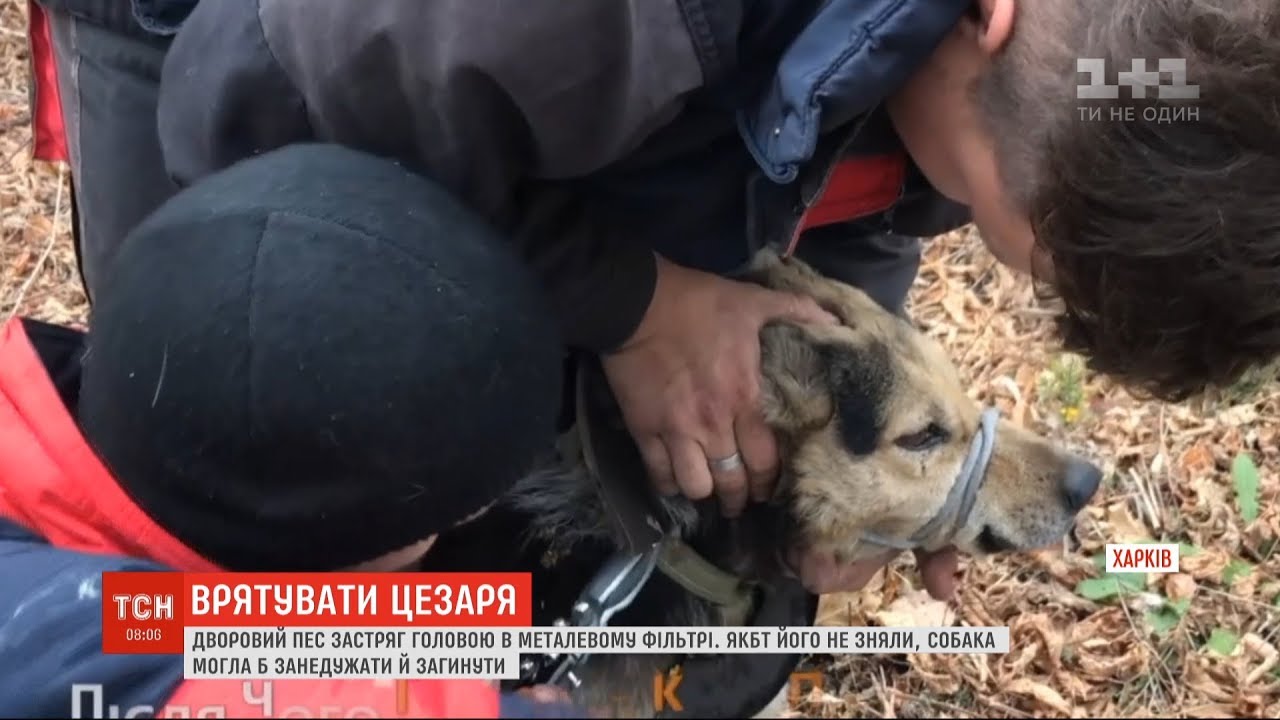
1, 2, 1276, 717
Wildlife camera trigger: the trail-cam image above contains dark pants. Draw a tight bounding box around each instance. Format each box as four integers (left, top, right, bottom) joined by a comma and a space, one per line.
44, 6, 179, 303
789, 221, 922, 317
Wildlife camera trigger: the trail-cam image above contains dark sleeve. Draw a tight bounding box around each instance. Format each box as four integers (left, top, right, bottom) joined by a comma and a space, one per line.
157, 0, 710, 353
0, 522, 185, 718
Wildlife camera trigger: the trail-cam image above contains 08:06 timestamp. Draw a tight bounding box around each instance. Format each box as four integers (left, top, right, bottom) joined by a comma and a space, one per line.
126, 628, 164, 642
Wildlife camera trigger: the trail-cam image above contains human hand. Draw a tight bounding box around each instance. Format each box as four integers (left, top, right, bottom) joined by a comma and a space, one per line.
601, 254, 836, 517
787, 546, 960, 600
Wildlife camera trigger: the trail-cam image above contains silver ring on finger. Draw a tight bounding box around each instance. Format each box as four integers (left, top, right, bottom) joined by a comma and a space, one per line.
708, 451, 744, 473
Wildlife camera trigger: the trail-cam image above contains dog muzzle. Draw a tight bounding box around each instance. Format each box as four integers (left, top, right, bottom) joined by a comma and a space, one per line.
855, 406, 1001, 552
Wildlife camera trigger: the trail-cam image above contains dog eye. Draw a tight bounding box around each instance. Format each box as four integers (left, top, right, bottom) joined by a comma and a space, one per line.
894, 423, 949, 452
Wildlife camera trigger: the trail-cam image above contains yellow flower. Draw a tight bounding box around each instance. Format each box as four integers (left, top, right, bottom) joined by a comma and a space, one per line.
1061, 406, 1081, 424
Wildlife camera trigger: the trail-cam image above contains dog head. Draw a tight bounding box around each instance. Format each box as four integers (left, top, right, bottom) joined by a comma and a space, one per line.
743, 250, 1102, 564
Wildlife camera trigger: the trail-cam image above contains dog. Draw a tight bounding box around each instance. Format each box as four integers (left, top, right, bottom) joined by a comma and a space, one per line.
423, 249, 1103, 718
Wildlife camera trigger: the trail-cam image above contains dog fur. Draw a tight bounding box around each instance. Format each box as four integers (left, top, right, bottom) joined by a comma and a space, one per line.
441, 249, 1102, 718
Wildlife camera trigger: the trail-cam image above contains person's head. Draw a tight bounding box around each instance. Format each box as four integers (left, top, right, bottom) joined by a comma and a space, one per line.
888, 0, 1280, 401
78, 143, 565, 572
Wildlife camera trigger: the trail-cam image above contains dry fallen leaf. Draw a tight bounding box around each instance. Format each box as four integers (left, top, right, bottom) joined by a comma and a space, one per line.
21, 213, 52, 245
1241, 633, 1280, 685
1189, 473, 1233, 508
1164, 573, 1198, 603
1182, 703, 1248, 718
911, 663, 962, 695
1002, 643, 1041, 677
941, 291, 969, 327
1181, 548, 1232, 582
873, 588, 953, 628
1178, 442, 1217, 478
1102, 502, 1153, 543
816, 590, 884, 628
1013, 613, 1065, 671
1004, 678, 1074, 716
1051, 670, 1092, 702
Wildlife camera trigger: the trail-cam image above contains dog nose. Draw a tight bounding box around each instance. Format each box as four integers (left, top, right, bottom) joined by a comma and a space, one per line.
1062, 456, 1103, 512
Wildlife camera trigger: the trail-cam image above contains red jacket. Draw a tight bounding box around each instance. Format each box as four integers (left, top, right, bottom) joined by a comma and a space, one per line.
0, 317, 562, 717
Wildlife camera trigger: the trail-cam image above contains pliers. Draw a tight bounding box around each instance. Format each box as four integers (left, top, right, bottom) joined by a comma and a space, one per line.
539, 539, 664, 690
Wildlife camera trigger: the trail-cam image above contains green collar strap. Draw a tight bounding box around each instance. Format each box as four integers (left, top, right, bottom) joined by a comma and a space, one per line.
560, 354, 759, 626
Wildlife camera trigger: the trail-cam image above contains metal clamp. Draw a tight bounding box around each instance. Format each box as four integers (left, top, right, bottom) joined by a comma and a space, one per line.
523, 540, 665, 691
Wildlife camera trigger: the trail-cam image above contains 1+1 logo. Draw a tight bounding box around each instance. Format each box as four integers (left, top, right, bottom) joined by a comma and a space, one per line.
1076, 58, 1200, 100
1075, 58, 1201, 123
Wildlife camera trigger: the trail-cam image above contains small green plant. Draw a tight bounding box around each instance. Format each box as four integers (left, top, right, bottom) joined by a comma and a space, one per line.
1223, 559, 1254, 586
1038, 353, 1088, 424
1076, 559, 1146, 601
1145, 597, 1192, 636
1204, 628, 1240, 656
1232, 452, 1260, 525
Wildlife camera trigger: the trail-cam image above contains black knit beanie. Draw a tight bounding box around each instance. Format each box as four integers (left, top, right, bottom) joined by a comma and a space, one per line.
78, 143, 565, 571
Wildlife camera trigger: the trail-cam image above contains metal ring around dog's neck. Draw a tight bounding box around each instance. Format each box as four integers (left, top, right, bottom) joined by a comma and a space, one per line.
857, 407, 1001, 552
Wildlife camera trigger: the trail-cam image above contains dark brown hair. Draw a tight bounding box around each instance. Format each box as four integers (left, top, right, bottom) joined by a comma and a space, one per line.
974, 0, 1280, 402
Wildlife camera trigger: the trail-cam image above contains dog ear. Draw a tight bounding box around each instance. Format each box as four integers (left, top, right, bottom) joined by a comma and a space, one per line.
760, 319, 896, 458
821, 338, 892, 457
758, 321, 833, 432
734, 250, 866, 331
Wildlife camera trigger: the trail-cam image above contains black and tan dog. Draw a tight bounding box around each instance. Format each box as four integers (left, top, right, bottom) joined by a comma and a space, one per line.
424, 249, 1102, 718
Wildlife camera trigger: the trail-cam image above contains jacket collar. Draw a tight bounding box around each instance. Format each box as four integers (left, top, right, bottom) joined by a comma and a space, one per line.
0, 317, 218, 571
739, 0, 972, 183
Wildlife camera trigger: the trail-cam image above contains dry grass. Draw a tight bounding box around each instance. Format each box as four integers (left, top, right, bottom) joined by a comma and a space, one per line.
0, 2, 1276, 717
